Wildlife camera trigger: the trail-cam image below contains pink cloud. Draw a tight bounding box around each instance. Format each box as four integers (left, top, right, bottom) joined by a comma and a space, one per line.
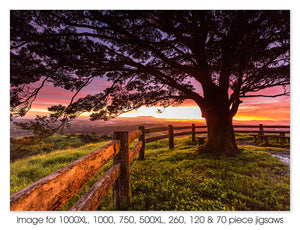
25, 78, 290, 121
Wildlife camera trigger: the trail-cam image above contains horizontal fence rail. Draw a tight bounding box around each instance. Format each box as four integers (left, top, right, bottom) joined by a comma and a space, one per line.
145, 127, 168, 133
10, 130, 143, 211
10, 140, 121, 211
10, 123, 289, 211
70, 163, 121, 211
142, 124, 290, 148
145, 134, 169, 143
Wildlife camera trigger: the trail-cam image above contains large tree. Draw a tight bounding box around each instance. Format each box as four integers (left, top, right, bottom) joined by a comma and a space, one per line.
10, 10, 290, 156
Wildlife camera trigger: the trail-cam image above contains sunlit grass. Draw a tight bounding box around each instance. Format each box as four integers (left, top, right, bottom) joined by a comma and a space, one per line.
10, 133, 112, 162
126, 137, 289, 211
10, 135, 289, 211
10, 141, 111, 194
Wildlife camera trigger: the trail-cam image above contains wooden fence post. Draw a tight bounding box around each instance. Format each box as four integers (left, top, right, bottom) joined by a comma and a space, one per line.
168, 125, 174, 149
139, 126, 145, 160
259, 124, 264, 143
279, 132, 286, 144
192, 124, 196, 144
113, 131, 131, 210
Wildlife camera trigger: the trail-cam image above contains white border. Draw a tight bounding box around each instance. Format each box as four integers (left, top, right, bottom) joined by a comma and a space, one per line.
2, 1, 299, 229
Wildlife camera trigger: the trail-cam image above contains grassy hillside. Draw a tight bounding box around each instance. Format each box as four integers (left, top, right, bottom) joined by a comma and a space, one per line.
10, 133, 112, 162
10, 135, 290, 211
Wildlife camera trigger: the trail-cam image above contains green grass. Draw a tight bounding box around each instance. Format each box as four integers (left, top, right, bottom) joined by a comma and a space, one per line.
10, 141, 111, 194
10, 135, 290, 211
127, 137, 289, 211
10, 133, 112, 161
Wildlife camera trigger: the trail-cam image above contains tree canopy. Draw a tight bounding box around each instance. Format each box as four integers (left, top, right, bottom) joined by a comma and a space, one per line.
10, 10, 290, 141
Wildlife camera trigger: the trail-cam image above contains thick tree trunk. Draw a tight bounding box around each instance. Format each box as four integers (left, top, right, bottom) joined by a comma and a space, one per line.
199, 85, 239, 157
204, 111, 239, 157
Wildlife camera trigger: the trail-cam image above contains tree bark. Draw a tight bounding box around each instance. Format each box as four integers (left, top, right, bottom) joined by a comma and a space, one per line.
200, 86, 239, 157
204, 112, 239, 157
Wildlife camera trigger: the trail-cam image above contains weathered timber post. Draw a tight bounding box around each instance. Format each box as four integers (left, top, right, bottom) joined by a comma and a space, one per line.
279, 132, 286, 144
113, 131, 131, 210
264, 136, 269, 144
192, 124, 196, 144
168, 125, 174, 149
138, 126, 145, 160
259, 124, 264, 143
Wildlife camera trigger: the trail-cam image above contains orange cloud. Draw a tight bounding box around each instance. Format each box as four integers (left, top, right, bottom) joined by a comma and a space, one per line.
24, 80, 290, 122
236, 96, 290, 121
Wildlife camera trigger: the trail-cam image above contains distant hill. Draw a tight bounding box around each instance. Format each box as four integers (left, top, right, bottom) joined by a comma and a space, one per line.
10, 116, 289, 137
11, 116, 189, 137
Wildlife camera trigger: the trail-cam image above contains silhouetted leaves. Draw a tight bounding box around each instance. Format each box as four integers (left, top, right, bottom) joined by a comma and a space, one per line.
10, 10, 289, 143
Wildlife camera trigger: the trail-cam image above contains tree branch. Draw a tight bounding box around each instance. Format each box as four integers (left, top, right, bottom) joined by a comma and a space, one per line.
241, 92, 289, 98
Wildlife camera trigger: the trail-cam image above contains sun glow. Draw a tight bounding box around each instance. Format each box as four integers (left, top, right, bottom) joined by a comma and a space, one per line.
233, 116, 276, 121
119, 106, 202, 120
26, 104, 289, 122
25, 95, 290, 122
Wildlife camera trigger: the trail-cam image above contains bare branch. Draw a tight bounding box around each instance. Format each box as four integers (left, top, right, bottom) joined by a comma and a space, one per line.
241, 92, 289, 98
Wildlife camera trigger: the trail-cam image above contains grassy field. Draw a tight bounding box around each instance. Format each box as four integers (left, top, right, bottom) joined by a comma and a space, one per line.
10, 134, 290, 211
10, 133, 112, 162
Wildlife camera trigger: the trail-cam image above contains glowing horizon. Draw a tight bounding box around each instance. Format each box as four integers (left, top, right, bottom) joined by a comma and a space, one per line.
21, 81, 290, 122
26, 101, 290, 122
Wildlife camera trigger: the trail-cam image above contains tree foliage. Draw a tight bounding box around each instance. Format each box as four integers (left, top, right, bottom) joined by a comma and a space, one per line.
10, 10, 290, 139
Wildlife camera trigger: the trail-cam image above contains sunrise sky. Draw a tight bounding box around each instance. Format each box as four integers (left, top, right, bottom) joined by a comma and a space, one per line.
9, 9, 290, 125
25, 79, 290, 123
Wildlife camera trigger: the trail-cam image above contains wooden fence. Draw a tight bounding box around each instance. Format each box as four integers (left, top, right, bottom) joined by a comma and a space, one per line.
142, 124, 290, 148
10, 124, 289, 211
10, 130, 143, 211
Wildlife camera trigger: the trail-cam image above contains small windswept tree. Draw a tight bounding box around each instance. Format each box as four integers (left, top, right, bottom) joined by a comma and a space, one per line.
10, 10, 290, 156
